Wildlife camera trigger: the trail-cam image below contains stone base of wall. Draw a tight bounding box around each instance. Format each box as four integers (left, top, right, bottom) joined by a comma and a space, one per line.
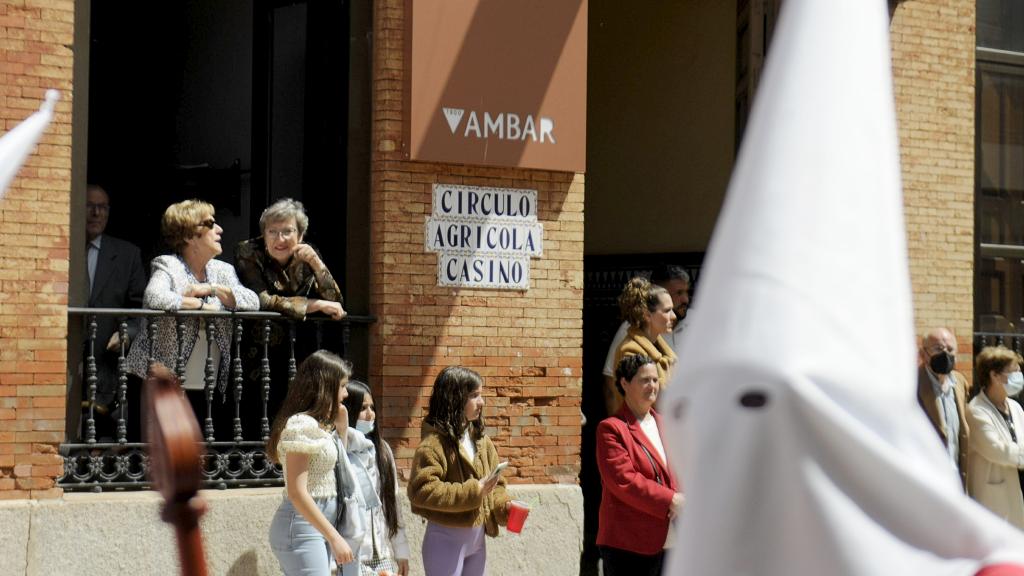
0, 484, 582, 576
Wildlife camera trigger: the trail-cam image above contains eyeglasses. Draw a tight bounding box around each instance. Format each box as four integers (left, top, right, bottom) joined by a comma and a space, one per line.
266, 227, 297, 240
87, 203, 110, 214
198, 218, 217, 229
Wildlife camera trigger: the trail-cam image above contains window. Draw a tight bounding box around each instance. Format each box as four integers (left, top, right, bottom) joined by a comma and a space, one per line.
975, 0, 1024, 335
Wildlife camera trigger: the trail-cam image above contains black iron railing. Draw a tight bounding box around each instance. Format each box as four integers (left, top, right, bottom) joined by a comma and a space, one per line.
60, 307, 374, 492
975, 332, 1024, 356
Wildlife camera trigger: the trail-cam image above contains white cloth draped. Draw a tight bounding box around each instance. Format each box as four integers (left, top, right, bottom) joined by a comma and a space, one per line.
0, 90, 58, 199
659, 0, 1024, 574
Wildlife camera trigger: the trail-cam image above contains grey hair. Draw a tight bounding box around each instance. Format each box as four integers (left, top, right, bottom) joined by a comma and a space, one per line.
259, 198, 309, 237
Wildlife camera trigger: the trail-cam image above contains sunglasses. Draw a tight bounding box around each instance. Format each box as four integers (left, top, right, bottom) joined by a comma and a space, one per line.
198, 218, 217, 229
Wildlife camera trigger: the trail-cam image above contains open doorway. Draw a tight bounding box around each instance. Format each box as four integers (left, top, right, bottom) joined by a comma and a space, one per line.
85, 0, 352, 273
580, 0, 754, 573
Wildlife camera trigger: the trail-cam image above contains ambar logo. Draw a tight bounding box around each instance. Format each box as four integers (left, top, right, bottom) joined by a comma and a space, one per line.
442, 107, 556, 144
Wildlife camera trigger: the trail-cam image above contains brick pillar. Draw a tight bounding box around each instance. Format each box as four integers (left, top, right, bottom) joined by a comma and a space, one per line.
891, 0, 976, 377
370, 0, 584, 484
0, 0, 75, 498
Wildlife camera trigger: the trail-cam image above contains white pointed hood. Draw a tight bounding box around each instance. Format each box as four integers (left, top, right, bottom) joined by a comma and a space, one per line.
660, 0, 1024, 574
0, 89, 59, 199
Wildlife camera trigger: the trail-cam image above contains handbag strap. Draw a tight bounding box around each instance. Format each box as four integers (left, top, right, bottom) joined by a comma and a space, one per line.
637, 441, 663, 486
616, 413, 664, 486
334, 435, 346, 525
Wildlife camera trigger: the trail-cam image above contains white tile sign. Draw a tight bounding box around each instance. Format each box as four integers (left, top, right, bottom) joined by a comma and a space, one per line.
426, 184, 543, 289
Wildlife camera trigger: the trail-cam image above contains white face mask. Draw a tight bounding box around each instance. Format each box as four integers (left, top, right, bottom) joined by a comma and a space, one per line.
1004, 371, 1024, 397
355, 419, 375, 435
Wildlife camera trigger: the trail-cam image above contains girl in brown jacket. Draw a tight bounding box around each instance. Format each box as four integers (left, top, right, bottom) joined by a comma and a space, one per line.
408, 366, 511, 576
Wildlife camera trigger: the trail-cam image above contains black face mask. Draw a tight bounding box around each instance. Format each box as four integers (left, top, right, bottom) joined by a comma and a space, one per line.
929, 351, 955, 375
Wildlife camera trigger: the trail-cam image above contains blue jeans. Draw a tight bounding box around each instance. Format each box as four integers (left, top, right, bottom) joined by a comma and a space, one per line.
270, 498, 357, 576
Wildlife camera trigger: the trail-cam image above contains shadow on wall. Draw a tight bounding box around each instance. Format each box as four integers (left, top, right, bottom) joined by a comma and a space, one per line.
227, 550, 259, 576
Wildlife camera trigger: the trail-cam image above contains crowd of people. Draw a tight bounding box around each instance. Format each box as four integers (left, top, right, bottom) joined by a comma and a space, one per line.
83, 189, 347, 440
83, 186, 1024, 574
267, 352, 510, 576
83, 189, 514, 575
589, 272, 1024, 576
915, 327, 1024, 529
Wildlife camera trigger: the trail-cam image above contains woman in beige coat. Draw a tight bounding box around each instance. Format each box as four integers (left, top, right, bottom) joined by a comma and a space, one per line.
605, 277, 677, 416
967, 346, 1024, 529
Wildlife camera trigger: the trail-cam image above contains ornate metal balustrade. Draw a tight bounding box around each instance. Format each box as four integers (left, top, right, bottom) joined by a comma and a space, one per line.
60, 307, 374, 492
975, 332, 1024, 357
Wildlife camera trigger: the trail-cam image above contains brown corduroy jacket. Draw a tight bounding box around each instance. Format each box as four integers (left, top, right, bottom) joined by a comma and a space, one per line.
407, 422, 510, 536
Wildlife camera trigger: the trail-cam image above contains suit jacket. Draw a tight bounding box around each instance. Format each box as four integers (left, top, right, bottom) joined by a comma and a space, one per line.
966, 393, 1024, 530
596, 406, 678, 556
86, 235, 147, 404
917, 366, 970, 489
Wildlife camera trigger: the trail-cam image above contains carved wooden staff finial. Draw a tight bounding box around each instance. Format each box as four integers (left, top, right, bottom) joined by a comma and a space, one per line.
145, 363, 208, 576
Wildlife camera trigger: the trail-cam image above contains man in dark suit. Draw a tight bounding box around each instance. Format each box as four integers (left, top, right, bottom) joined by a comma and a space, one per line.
917, 326, 970, 491
84, 184, 147, 438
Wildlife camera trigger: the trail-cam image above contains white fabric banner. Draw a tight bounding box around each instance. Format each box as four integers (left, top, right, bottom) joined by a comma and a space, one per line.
660, 0, 1024, 574
0, 89, 59, 199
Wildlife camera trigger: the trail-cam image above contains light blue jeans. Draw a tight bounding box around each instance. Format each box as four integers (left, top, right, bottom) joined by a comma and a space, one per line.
270, 498, 358, 576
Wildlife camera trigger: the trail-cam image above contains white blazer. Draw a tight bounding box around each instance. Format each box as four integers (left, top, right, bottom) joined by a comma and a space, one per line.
967, 392, 1024, 530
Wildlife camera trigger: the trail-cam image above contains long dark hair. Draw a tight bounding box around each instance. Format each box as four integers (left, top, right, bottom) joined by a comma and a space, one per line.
267, 350, 352, 463
425, 366, 484, 442
343, 380, 399, 539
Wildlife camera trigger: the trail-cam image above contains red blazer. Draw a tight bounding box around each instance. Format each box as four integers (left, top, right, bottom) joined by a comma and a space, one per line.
596, 406, 679, 555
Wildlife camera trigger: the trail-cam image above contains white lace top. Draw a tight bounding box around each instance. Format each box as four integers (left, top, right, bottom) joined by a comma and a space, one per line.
278, 414, 338, 499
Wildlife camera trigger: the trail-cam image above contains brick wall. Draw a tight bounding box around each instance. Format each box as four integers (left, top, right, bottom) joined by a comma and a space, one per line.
370, 0, 584, 484
891, 0, 975, 374
0, 0, 74, 499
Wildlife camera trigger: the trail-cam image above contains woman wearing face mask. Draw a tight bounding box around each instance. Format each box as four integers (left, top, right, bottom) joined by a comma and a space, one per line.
341, 380, 409, 576
967, 346, 1024, 529
606, 277, 677, 416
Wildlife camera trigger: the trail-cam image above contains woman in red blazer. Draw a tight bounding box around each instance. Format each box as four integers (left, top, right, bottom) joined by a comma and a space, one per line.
596, 354, 684, 576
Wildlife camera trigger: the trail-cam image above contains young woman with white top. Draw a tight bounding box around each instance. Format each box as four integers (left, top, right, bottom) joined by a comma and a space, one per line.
267, 350, 357, 575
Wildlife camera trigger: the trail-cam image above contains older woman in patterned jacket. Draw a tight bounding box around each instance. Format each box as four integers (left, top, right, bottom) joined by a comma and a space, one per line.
127, 199, 258, 433
234, 198, 346, 436
234, 198, 345, 321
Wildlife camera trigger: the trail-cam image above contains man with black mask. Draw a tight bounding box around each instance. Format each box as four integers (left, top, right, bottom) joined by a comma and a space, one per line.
917, 327, 970, 491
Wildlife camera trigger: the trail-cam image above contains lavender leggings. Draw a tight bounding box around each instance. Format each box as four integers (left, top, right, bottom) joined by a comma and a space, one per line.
421, 523, 487, 576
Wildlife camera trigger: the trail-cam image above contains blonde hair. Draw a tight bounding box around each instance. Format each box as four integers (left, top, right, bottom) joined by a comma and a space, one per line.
975, 346, 1023, 395
161, 199, 215, 254
618, 277, 669, 329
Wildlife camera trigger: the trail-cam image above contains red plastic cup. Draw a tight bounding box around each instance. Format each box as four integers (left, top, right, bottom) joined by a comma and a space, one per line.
506, 500, 531, 533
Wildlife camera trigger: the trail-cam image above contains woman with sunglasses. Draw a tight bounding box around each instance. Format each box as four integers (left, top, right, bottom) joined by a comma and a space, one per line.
126, 199, 258, 435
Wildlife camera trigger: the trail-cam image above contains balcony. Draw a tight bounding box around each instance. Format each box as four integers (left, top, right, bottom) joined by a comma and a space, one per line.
60, 307, 374, 492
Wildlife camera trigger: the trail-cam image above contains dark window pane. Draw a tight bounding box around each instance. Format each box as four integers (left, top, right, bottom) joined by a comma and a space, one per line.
979, 0, 1024, 52
977, 64, 1024, 332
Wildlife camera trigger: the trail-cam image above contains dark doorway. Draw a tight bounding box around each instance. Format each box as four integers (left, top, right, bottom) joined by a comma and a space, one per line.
87, 0, 351, 278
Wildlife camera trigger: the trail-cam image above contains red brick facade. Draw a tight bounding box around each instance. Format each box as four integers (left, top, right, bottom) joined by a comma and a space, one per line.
0, 0, 74, 499
369, 0, 585, 484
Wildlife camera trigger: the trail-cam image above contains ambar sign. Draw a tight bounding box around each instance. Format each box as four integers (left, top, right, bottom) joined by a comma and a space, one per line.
406, 0, 587, 172
442, 108, 557, 144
